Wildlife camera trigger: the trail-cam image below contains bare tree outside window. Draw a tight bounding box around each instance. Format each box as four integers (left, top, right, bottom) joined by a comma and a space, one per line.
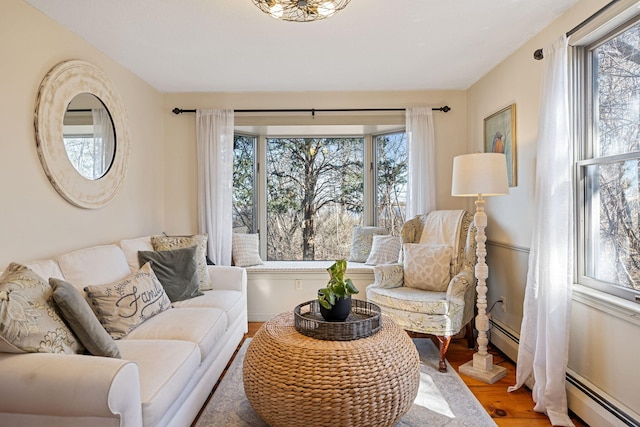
375, 131, 407, 236
232, 129, 408, 262
266, 137, 364, 261
233, 134, 257, 233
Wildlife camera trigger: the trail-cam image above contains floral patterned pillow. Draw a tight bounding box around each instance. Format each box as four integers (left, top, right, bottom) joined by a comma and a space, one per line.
0, 263, 83, 354
403, 244, 453, 291
84, 262, 171, 339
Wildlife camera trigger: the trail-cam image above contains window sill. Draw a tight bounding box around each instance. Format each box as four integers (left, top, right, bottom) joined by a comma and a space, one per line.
572, 284, 640, 327
244, 260, 374, 273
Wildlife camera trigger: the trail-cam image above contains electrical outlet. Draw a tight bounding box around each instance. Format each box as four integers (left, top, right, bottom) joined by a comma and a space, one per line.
294, 279, 302, 291
500, 296, 507, 312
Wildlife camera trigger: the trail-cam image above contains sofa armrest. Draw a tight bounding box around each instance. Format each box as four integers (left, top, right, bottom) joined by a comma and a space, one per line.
370, 263, 404, 289
0, 352, 142, 427
207, 265, 247, 293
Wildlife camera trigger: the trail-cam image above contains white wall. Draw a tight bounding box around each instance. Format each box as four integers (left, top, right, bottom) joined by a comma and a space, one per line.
0, 0, 165, 266
161, 90, 469, 233
467, 0, 640, 424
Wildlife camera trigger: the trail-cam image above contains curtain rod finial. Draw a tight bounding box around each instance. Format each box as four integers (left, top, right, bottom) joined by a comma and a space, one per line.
534, 49, 544, 60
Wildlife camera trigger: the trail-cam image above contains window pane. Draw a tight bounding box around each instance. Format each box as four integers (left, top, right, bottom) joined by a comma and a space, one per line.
594, 21, 640, 157
584, 160, 640, 290
266, 137, 364, 261
233, 135, 256, 233
375, 131, 407, 236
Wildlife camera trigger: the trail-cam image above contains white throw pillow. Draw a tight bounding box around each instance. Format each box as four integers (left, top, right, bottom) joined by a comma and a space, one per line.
348, 226, 388, 262
232, 233, 263, 267
402, 244, 452, 291
365, 235, 402, 265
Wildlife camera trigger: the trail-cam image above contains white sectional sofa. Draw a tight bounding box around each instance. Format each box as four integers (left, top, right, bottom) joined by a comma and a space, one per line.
0, 236, 248, 427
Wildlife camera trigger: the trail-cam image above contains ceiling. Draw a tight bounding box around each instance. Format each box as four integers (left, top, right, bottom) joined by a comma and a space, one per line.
24, 0, 579, 93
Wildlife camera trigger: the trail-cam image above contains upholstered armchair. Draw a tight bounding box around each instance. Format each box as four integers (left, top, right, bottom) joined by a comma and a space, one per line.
366, 210, 477, 372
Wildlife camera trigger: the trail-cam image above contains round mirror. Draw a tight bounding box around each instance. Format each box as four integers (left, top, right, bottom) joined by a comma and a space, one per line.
63, 93, 116, 180
35, 60, 129, 209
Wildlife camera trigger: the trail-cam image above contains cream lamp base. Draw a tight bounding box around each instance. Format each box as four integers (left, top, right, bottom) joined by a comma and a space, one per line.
459, 354, 507, 384
458, 196, 507, 385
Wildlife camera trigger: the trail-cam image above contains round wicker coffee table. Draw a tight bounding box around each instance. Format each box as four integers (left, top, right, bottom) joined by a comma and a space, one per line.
242, 311, 420, 427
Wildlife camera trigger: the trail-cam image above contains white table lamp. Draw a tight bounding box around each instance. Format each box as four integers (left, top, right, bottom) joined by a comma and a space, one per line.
452, 152, 509, 384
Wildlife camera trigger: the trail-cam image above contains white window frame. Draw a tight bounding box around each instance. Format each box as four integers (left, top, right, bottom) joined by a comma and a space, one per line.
573, 1, 640, 303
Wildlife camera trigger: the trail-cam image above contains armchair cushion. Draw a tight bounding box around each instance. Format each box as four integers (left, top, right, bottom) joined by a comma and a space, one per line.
403, 244, 452, 291
367, 286, 449, 315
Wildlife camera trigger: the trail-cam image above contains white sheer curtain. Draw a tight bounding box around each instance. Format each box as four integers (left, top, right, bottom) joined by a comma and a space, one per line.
196, 109, 234, 266
92, 108, 115, 179
405, 107, 436, 218
507, 35, 574, 427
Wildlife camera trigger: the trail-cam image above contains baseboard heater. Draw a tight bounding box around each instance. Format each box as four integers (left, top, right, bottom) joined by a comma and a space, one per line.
490, 319, 639, 426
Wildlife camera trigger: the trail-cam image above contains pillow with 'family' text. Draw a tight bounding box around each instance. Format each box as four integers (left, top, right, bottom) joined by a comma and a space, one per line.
84, 262, 171, 339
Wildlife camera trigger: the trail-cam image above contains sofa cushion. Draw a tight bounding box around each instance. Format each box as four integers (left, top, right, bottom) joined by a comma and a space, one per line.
50, 278, 121, 358
151, 234, 213, 291
0, 263, 83, 354
137, 246, 203, 302
58, 244, 131, 289
119, 236, 154, 271
366, 285, 449, 315
123, 307, 227, 361
84, 263, 171, 339
172, 290, 244, 327
23, 259, 64, 281
365, 235, 402, 265
348, 226, 388, 262
117, 339, 200, 427
403, 244, 452, 291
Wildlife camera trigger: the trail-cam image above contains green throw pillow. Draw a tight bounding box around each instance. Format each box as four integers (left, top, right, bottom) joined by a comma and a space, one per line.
137, 246, 203, 302
50, 278, 121, 358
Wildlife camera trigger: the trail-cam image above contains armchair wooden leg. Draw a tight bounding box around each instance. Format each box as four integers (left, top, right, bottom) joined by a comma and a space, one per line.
466, 321, 475, 350
435, 335, 451, 373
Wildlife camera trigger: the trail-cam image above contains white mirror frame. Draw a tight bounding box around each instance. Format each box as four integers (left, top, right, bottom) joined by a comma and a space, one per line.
35, 60, 130, 209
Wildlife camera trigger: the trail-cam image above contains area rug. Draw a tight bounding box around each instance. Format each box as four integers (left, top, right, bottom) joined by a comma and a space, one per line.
195, 338, 496, 426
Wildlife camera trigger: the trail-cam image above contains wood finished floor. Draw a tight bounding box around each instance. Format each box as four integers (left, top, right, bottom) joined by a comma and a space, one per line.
242, 322, 588, 427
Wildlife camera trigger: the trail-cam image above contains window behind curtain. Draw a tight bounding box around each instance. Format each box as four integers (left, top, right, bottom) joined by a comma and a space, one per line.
232, 128, 407, 262
232, 134, 257, 234
375, 131, 407, 237
578, 18, 640, 299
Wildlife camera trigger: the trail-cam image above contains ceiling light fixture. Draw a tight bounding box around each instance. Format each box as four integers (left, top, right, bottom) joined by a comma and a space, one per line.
252, 0, 351, 22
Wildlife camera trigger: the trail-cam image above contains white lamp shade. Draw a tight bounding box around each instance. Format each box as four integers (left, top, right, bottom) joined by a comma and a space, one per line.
451, 153, 509, 197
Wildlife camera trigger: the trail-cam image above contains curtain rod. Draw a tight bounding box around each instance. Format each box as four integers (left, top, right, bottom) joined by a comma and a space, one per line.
533, 0, 622, 60
171, 106, 451, 116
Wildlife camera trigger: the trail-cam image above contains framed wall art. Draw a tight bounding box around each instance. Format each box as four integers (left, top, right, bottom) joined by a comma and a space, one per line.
484, 104, 517, 187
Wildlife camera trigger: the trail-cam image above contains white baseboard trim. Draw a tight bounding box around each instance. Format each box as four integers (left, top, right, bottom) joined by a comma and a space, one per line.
489, 318, 639, 426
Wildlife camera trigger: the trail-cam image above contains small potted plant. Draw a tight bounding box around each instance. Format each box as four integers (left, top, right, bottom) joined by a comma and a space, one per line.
317, 259, 359, 322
